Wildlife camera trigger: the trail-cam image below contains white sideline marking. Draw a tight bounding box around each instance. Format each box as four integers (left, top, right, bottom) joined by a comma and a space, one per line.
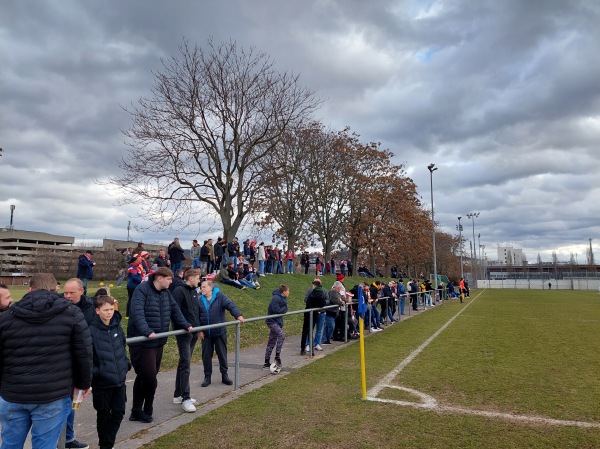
368, 292, 480, 398
366, 293, 600, 429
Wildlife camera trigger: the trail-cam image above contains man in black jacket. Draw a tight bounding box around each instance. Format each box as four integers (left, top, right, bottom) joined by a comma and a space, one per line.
0, 273, 93, 449
300, 279, 327, 356
127, 268, 192, 423
172, 269, 201, 412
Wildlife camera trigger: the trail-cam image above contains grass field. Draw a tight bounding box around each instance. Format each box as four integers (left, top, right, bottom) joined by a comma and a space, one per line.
137, 289, 600, 449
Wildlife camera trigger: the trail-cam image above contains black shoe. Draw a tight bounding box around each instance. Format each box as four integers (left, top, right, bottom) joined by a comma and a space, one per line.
222, 373, 233, 385
275, 356, 282, 366
263, 361, 271, 369
300, 350, 307, 356
129, 410, 153, 423
322, 340, 332, 345
65, 440, 89, 449
201, 376, 211, 387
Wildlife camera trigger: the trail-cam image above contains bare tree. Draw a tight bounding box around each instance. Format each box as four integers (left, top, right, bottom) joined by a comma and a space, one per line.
252, 122, 323, 250
111, 39, 320, 240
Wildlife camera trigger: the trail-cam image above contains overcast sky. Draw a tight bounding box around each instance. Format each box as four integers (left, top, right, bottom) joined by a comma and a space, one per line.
1, 0, 599, 263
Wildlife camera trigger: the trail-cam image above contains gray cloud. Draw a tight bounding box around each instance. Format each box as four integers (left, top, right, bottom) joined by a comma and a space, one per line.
1, 0, 599, 262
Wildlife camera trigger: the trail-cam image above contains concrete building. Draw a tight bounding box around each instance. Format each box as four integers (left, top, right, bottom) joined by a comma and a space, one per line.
497, 246, 526, 266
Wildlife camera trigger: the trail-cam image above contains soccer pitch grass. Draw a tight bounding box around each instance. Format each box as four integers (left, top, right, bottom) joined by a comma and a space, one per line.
142, 289, 600, 449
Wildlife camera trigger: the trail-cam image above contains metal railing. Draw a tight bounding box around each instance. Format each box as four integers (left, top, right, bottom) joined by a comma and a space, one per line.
125, 289, 450, 390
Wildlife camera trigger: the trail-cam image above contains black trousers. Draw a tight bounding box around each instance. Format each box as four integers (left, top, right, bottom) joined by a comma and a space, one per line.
201, 334, 228, 376
92, 384, 126, 449
175, 333, 199, 400
126, 287, 136, 317
129, 345, 163, 416
301, 311, 317, 351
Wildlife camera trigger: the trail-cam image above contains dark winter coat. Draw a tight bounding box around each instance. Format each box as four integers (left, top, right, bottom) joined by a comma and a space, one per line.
200, 244, 210, 262
127, 274, 191, 348
306, 286, 327, 309
199, 286, 242, 337
326, 289, 343, 317
77, 254, 94, 280
227, 241, 240, 257
168, 242, 185, 264
73, 294, 96, 324
168, 275, 187, 293
0, 289, 92, 404
266, 289, 288, 328
90, 311, 129, 388
172, 283, 200, 329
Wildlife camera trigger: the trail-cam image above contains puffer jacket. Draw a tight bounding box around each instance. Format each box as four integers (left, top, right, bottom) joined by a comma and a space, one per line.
0, 289, 92, 404
266, 289, 288, 328
199, 286, 242, 337
73, 294, 95, 324
90, 311, 130, 388
326, 289, 343, 317
172, 283, 200, 329
168, 275, 186, 293
127, 274, 191, 348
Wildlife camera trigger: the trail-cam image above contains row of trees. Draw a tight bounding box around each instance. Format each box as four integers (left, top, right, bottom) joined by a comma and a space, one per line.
112, 39, 463, 278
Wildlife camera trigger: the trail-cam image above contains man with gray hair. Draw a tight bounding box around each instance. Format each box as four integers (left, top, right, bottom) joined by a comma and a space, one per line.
0, 273, 92, 449
324, 281, 345, 345
0, 284, 12, 313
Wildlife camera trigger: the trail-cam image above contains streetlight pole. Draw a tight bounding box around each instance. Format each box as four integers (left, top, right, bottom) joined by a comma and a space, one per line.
457, 217, 464, 278
127, 221, 131, 242
428, 164, 438, 295
466, 212, 480, 286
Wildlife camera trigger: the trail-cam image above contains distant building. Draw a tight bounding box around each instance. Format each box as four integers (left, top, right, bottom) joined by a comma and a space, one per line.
497, 246, 526, 266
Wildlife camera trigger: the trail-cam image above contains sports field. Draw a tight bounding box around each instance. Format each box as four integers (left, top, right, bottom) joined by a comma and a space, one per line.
142, 289, 600, 449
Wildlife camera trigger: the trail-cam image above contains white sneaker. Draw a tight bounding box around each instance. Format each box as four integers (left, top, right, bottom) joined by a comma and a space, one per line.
182, 399, 196, 413
304, 345, 310, 352
314, 344, 323, 351
173, 396, 197, 404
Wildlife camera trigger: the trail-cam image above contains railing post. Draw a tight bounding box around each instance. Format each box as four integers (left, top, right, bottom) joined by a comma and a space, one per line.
309, 310, 313, 357
234, 321, 241, 390
344, 306, 348, 343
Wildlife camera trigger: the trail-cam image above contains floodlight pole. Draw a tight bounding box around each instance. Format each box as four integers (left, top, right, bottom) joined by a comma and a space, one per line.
9, 205, 15, 230
457, 217, 464, 278
127, 221, 131, 242
467, 212, 480, 287
428, 164, 438, 294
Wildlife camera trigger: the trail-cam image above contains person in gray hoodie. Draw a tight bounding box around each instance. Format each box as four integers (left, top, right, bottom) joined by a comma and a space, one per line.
263, 285, 289, 369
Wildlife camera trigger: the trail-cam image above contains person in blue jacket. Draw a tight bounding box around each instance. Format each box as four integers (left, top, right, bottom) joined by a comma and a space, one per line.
76, 249, 95, 295
198, 280, 244, 387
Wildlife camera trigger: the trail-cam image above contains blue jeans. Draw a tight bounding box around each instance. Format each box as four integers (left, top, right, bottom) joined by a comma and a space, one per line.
314, 312, 325, 345
171, 261, 182, 275
324, 315, 336, 342
0, 395, 71, 449
258, 260, 265, 275
400, 297, 406, 315
117, 269, 126, 287
66, 408, 75, 442
371, 305, 381, 329
192, 258, 200, 269
287, 260, 294, 273
230, 255, 238, 270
